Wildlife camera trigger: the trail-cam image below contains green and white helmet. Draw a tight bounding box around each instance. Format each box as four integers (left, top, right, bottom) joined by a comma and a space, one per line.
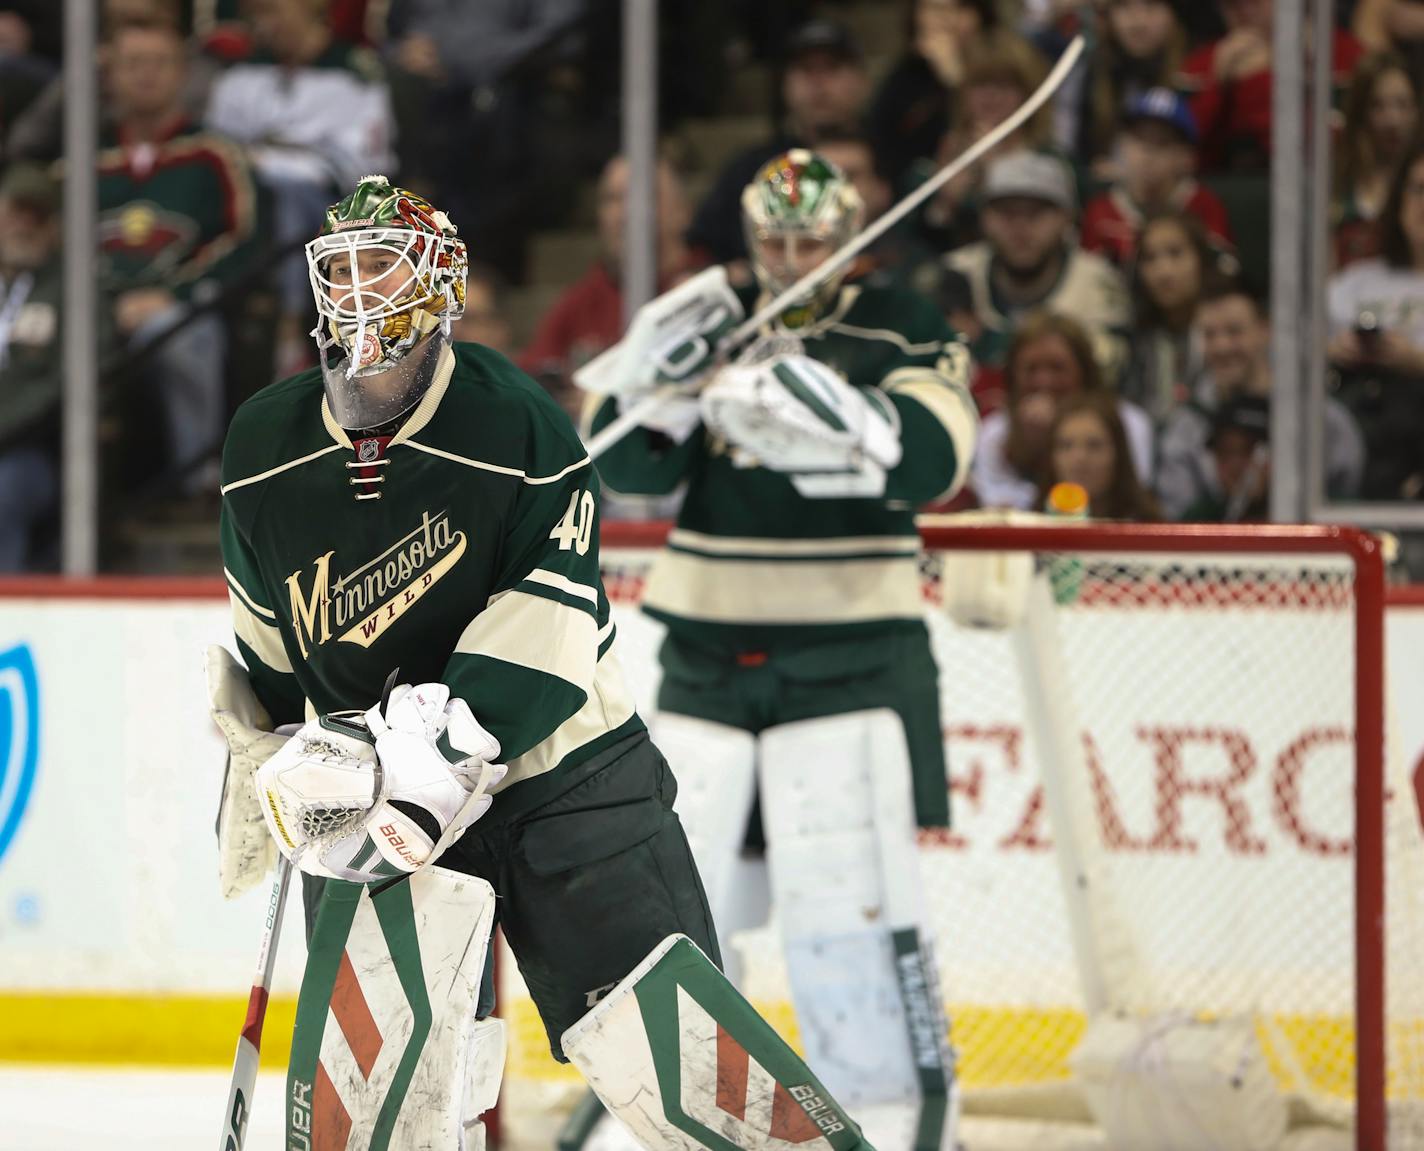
306, 175, 468, 428
741, 149, 863, 321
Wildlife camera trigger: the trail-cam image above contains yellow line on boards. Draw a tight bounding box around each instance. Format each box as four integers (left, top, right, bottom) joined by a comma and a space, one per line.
0, 994, 298, 1068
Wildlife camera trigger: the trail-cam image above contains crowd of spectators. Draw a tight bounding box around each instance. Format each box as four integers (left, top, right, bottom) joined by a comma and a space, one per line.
4, 0, 1424, 571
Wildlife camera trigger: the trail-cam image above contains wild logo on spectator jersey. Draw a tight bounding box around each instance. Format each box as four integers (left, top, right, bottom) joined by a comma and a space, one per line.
284, 510, 466, 658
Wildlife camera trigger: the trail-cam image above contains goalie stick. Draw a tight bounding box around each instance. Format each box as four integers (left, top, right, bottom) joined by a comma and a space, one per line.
584, 34, 1087, 461
218, 856, 292, 1151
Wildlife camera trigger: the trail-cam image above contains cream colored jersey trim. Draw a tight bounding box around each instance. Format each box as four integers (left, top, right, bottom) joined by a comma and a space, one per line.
667, 529, 919, 558
220, 444, 346, 495
228, 590, 294, 674
522, 455, 593, 485
827, 323, 945, 356
496, 647, 638, 790
643, 551, 922, 625
663, 527, 917, 558
320, 399, 354, 449
317, 343, 457, 450
751, 284, 859, 339
524, 568, 599, 606
389, 344, 457, 447
224, 567, 276, 619
402, 439, 592, 486
455, 589, 598, 692
883, 367, 979, 501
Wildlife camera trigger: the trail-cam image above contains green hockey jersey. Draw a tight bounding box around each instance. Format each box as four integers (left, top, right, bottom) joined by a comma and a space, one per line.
220, 341, 642, 795
591, 282, 978, 651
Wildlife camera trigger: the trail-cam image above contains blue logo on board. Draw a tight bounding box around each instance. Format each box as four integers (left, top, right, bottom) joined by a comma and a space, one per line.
0, 644, 39, 867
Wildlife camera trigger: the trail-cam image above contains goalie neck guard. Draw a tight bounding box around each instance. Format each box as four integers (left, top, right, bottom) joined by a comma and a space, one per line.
306, 175, 468, 430
741, 149, 863, 328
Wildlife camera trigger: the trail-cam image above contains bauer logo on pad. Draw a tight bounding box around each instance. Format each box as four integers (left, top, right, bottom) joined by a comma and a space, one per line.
0, 643, 39, 869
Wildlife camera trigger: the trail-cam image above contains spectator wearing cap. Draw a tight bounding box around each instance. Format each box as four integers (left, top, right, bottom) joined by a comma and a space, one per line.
918, 33, 1053, 252
1080, 88, 1232, 268
0, 165, 67, 570
1158, 279, 1364, 518
1074, 0, 1188, 179
932, 150, 1130, 411
685, 18, 870, 273
1175, 0, 1362, 172
1181, 395, 1271, 521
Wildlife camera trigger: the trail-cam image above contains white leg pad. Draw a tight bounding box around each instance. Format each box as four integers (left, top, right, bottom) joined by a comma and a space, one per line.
760, 710, 958, 1146
286, 866, 501, 1150
654, 712, 762, 969
460, 1017, 507, 1151
562, 934, 871, 1151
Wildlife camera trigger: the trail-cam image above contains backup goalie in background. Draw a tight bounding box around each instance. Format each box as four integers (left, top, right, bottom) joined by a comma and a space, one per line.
207, 175, 880, 1151
586, 149, 980, 1151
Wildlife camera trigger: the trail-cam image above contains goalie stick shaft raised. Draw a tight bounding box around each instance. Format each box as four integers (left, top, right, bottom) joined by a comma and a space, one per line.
585, 35, 1086, 462
218, 856, 292, 1151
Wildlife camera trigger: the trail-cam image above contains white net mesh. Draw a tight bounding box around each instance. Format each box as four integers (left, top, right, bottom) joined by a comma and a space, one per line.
496, 525, 1424, 1150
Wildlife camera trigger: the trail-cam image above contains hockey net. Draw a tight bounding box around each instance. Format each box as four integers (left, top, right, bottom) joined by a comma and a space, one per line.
497, 520, 1424, 1151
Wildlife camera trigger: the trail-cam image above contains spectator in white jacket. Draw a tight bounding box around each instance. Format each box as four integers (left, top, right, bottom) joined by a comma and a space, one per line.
205, 0, 395, 373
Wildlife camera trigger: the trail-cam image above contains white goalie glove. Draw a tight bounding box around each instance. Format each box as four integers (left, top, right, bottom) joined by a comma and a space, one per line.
207, 645, 293, 900
254, 682, 507, 883
700, 352, 903, 497
574, 266, 744, 442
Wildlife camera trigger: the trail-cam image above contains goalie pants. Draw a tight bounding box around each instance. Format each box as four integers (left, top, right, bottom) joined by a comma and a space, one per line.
303, 729, 720, 1060
656, 622, 950, 829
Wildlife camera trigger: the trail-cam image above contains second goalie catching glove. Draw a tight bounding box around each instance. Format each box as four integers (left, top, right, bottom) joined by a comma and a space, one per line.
699, 352, 903, 497
254, 682, 506, 882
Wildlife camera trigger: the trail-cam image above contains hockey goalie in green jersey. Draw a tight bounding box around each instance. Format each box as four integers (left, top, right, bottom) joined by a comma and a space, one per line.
585, 149, 980, 1151
208, 175, 882, 1151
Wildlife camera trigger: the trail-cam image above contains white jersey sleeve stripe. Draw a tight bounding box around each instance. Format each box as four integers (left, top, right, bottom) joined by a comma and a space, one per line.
522, 568, 599, 606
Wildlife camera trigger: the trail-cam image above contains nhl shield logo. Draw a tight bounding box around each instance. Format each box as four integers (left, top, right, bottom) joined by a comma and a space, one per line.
0, 644, 39, 868
357, 438, 381, 463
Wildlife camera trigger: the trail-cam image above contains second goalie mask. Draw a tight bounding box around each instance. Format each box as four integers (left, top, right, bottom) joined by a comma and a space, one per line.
306, 175, 468, 429
742, 148, 863, 324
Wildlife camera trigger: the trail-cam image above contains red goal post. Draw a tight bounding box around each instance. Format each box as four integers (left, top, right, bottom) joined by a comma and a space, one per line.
577, 519, 1420, 1151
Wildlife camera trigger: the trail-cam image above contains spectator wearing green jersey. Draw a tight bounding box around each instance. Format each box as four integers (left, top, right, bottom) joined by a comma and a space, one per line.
98, 21, 259, 492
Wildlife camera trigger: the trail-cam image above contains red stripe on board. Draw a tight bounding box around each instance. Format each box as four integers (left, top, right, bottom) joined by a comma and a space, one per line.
330, 951, 383, 1081
714, 1025, 749, 1122
240, 985, 269, 1049
769, 1082, 824, 1144
0, 576, 226, 599
313, 1060, 353, 1151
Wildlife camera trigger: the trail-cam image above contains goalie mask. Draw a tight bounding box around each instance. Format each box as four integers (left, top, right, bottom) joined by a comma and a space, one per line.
741, 149, 863, 325
307, 175, 468, 429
